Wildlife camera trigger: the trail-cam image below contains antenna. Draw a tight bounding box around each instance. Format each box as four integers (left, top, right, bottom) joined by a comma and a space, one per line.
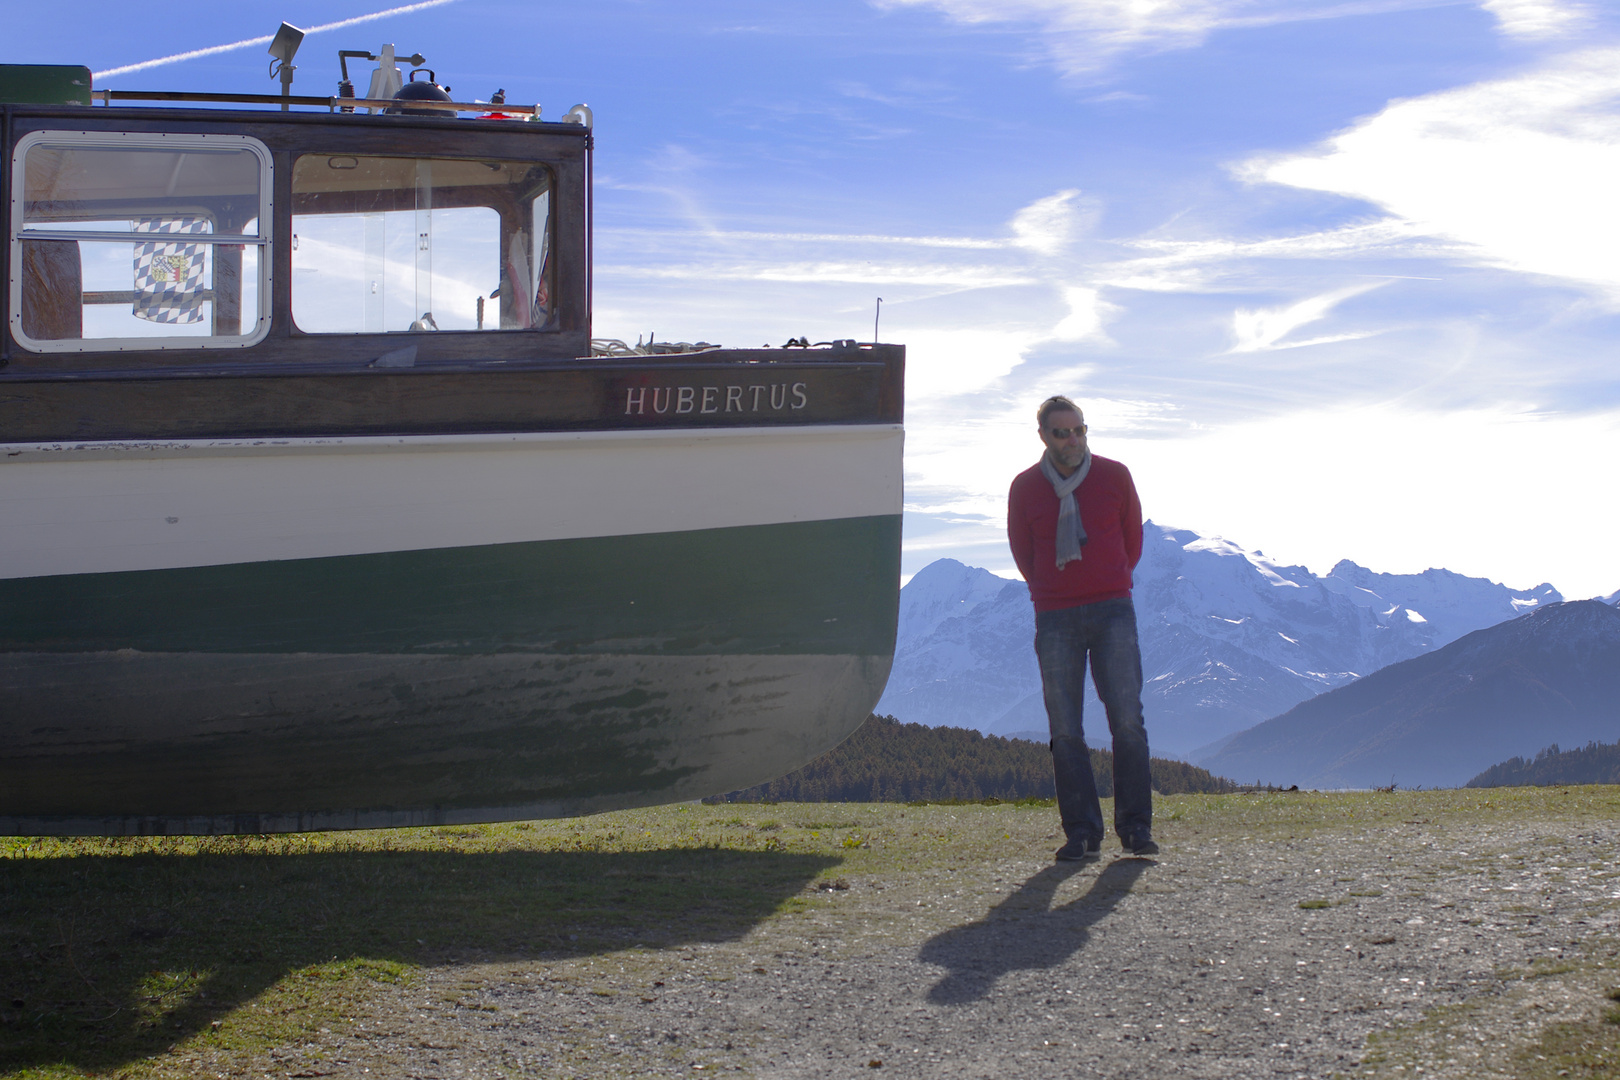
267, 22, 305, 111
873, 297, 883, 344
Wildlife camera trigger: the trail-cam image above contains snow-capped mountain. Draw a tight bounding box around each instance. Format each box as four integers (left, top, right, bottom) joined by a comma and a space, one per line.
874, 522, 1564, 756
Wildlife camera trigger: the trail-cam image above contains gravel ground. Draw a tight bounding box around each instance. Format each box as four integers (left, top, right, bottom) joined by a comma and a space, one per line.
185, 801, 1620, 1080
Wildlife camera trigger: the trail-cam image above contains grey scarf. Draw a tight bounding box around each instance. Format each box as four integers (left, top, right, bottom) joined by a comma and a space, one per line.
1040, 448, 1092, 569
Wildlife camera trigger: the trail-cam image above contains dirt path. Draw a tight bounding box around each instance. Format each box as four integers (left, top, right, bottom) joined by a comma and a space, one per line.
180, 795, 1620, 1080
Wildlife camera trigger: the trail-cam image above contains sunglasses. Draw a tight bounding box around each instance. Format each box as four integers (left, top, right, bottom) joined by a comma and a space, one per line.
1047, 424, 1087, 439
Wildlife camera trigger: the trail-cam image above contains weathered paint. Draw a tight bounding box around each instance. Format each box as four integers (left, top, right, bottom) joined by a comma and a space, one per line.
0, 651, 891, 834
0, 516, 899, 834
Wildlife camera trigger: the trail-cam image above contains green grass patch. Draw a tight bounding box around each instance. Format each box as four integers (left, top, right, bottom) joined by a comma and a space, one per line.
1509, 1009, 1620, 1078
1496, 959, 1587, 981
1497, 966, 1620, 1079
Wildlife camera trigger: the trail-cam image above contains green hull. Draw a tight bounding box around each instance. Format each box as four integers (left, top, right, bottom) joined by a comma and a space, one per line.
0, 516, 900, 834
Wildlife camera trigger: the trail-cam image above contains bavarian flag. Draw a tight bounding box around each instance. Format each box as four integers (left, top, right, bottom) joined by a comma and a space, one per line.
133, 216, 209, 324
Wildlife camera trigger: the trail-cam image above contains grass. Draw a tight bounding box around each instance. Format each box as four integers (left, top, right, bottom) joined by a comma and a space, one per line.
1357, 960, 1620, 1080
0, 810, 845, 1078
1512, 1013, 1620, 1079
1498, 966, 1620, 1080
6, 786, 1620, 1079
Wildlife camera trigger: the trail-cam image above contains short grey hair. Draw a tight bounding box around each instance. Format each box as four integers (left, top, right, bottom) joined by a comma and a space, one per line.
1037, 395, 1082, 429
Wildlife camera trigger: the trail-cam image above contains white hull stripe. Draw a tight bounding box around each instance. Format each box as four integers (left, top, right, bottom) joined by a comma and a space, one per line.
1, 424, 903, 580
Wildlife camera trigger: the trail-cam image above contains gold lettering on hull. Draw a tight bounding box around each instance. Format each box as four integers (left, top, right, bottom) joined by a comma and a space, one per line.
624, 382, 810, 416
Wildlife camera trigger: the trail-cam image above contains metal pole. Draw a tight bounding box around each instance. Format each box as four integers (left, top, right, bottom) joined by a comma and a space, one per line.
592, 134, 599, 346
1, 105, 11, 366
873, 297, 882, 344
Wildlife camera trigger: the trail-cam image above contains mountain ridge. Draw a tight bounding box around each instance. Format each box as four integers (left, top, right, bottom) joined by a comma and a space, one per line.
877, 522, 1568, 756
1200, 600, 1620, 789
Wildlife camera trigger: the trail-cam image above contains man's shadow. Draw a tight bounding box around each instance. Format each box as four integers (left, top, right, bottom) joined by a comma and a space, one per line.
919, 857, 1151, 1004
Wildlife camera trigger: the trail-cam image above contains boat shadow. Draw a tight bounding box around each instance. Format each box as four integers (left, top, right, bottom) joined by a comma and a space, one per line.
0, 843, 838, 1075
919, 857, 1151, 1004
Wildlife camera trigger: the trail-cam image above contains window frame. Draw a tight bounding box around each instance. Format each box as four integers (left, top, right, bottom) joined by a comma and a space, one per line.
287, 152, 556, 338
7, 129, 274, 354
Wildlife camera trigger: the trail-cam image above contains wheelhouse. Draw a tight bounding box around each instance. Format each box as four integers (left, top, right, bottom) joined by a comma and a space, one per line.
4, 86, 591, 372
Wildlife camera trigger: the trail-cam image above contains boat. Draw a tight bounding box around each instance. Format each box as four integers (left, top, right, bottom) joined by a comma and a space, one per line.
0, 38, 903, 835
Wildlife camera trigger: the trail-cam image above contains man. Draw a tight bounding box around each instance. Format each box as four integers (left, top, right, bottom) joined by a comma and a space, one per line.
1007, 396, 1156, 861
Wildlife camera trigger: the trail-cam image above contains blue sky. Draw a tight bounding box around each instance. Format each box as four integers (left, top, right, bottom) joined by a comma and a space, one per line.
13, 0, 1620, 597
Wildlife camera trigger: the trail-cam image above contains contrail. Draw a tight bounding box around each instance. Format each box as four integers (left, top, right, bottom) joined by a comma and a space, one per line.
94, 0, 460, 80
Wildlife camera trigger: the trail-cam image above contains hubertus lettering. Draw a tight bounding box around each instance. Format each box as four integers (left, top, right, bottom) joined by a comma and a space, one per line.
625, 382, 810, 416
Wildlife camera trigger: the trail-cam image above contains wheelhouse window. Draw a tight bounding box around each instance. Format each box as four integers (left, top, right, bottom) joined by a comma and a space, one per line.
8, 131, 272, 352
290, 155, 553, 334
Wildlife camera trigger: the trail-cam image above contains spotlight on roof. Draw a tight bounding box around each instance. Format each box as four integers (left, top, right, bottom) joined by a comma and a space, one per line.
268, 22, 305, 110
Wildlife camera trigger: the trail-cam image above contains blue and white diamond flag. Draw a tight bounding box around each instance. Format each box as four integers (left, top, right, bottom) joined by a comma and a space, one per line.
133, 217, 209, 324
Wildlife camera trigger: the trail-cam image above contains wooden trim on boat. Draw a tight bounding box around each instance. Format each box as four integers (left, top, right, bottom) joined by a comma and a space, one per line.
0, 345, 904, 441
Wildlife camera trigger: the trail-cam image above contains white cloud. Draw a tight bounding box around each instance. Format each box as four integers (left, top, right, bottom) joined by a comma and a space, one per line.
1247, 47, 1620, 300
1050, 285, 1119, 341
878, 0, 1469, 77
1116, 403, 1620, 599
650, 229, 1008, 250
1481, 0, 1590, 38
900, 328, 1042, 401
1124, 219, 1446, 265
1229, 281, 1385, 351
94, 0, 461, 79
1011, 189, 1083, 254
603, 261, 1035, 289
1087, 220, 1462, 295
879, 0, 1232, 74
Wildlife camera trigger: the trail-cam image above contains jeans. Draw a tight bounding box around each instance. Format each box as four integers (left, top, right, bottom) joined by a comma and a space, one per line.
1034, 597, 1152, 846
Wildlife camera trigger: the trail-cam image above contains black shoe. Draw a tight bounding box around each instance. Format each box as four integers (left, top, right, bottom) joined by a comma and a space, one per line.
1124, 836, 1159, 857
1055, 836, 1101, 862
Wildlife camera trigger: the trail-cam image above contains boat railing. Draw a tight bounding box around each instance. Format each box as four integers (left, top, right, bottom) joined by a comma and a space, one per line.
591, 338, 724, 358
87, 89, 549, 120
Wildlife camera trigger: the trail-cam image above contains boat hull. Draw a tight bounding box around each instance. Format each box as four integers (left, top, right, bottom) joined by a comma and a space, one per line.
0, 427, 901, 834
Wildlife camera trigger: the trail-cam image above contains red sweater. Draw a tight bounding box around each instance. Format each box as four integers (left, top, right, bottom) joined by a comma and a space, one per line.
1007, 455, 1143, 612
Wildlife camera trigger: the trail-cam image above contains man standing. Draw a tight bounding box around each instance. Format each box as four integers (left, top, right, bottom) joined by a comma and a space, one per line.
1007, 396, 1156, 861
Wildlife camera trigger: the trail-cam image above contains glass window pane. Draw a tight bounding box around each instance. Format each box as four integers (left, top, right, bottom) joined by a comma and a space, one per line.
292, 204, 497, 333
19, 237, 261, 341
12, 134, 270, 350
22, 145, 263, 237
291, 155, 553, 334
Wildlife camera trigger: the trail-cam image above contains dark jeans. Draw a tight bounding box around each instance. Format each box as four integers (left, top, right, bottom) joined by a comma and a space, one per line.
1034, 597, 1152, 846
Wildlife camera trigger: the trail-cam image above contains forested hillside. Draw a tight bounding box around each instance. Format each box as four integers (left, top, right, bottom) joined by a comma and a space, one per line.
1467, 741, 1620, 788
709, 715, 1236, 803
1204, 600, 1620, 790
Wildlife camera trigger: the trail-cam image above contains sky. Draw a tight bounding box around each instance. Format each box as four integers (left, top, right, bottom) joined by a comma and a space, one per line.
10, 0, 1620, 598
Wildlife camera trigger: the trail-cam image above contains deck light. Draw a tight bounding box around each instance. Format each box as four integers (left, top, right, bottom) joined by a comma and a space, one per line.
268, 22, 305, 111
